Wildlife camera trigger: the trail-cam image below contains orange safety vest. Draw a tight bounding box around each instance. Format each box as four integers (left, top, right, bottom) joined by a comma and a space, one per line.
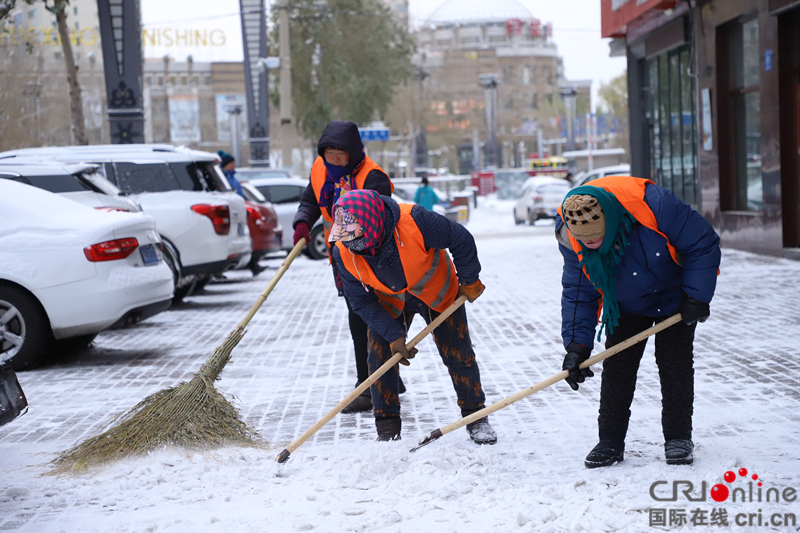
557, 175, 680, 265
336, 203, 459, 317
310, 155, 392, 243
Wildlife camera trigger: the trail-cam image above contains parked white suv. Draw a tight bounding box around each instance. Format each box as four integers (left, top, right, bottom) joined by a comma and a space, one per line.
0, 145, 251, 303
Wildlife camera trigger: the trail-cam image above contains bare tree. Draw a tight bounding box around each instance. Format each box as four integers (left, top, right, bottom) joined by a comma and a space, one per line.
47, 0, 87, 144
0, 0, 17, 20
1, 0, 87, 145
0, 49, 73, 151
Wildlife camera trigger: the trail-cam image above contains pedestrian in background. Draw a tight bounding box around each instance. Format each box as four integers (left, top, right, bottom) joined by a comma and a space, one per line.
555, 175, 720, 468
413, 177, 440, 211
217, 150, 245, 198
291, 120, 404, 413
330, 189, 496, 444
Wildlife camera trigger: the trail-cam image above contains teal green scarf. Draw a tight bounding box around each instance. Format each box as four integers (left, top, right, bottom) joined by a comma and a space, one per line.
564, 186, 636, 341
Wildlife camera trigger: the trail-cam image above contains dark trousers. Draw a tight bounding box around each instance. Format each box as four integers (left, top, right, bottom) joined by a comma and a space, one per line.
598, 311, 696, 444
368, 302, 486, 418
345, 297, 369, 383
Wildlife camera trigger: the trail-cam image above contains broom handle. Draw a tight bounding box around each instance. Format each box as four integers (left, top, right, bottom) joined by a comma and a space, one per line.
276, 295, 469, 463
237, 238, 307, 330
410, 313, 683, 452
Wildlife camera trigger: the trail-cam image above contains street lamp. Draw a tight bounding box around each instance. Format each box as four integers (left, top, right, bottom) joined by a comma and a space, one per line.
223, 104, 244, 164
560, 85, 578, 152
414, 66, 429, 178
479, 73, 500, 169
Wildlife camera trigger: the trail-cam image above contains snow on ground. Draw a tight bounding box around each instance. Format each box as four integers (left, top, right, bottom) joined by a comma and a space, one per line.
2, 195, 800, 533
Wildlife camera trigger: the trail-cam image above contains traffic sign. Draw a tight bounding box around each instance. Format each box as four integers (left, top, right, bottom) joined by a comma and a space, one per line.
358, 127, 390, 142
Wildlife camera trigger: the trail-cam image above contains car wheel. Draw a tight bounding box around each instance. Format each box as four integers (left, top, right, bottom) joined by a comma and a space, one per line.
0, 285, 53, 371
306, 224, 328, 260
161, 240, 188, 304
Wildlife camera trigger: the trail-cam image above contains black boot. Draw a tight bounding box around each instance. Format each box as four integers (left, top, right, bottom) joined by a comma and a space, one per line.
461, 408, 497, 445
341, 381, 372, 414
585, 440, 625, 469
398, 375, 407, 394
375, 416, 401, 441
665, 439, 694, 465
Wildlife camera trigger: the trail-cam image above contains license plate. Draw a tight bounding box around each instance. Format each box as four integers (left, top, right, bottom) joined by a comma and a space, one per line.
238, 223, 245, 236
140, 244, 160, 266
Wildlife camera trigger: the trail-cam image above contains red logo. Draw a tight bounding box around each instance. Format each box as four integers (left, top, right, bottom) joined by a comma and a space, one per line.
711, 468, 762, 502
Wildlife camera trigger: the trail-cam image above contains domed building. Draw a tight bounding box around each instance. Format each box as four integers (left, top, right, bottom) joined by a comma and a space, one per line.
410, 0, 589, 172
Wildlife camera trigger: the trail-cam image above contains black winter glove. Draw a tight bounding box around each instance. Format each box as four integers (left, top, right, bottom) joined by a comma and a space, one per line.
679, 291, 710, 325
562, 342, 594, 391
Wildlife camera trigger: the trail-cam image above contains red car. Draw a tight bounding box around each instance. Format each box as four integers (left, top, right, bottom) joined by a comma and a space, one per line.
241, 183, 283, 275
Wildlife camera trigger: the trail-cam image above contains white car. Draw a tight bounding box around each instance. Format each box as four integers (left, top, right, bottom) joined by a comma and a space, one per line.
513, 177, 573, 224
0, 160, 141, 213
0, 145, 251, 303
570, 164, 631, 188
0, 180, 174, 370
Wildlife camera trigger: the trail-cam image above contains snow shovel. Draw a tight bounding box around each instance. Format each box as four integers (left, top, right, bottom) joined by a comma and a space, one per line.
410, 312, 683, 452
276, 294, 469, 463
50, 239, 307, 473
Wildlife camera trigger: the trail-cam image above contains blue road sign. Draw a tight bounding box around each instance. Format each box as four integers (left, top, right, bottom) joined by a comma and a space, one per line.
359, 128, 390, 142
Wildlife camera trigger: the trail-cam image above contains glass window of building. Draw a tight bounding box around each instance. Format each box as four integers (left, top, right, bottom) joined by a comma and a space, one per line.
728, 18, 761, 211
645, 46, 698, 205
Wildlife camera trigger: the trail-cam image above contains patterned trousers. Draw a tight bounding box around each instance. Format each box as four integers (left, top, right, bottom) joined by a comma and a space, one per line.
368, 300, 486, 419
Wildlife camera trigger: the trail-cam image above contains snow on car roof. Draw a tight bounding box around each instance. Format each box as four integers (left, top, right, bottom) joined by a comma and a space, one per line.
0, 180, 152, 250
0, 144, 217, 164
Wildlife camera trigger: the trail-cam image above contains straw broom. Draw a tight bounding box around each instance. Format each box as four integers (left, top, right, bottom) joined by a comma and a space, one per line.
50, 240, 307, 474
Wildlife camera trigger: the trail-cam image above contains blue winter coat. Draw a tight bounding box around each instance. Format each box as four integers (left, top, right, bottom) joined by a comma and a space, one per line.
556, 182, 721, 350
223, 170, 245, 198
333, 196, 480, 343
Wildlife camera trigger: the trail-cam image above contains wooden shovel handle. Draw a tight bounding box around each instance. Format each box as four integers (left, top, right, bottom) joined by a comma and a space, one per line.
237, 238, 306, 330
411, 313, 683, 451
276, 294, 469, 463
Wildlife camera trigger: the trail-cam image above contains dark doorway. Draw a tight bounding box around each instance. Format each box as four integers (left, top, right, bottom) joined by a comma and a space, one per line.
778, 9, 800, 247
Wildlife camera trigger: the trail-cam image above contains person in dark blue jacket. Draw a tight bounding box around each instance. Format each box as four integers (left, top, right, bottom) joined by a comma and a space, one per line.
217, 151, 245, 198
555, 176, 720, 468
331, 190, 495, 444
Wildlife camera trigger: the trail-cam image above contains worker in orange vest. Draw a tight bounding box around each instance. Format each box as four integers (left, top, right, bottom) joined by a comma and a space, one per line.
292, 121, 402, 413
556, 175, 720, 468
329, 189, 496, 444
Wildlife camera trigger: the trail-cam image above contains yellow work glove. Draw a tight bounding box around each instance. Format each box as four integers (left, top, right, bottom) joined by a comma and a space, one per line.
458, 279, 485, 303
390, 337, 418, 366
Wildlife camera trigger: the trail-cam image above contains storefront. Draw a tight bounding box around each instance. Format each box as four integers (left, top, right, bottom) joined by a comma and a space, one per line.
602, 0, 800, 257
604, 2, 699, 206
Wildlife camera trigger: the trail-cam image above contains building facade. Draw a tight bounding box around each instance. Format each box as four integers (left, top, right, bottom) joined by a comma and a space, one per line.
412, 0, 584, 172
603, 0, 800, 257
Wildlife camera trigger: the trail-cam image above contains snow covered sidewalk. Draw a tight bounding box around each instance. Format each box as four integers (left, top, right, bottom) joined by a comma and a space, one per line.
2, 199, 800, 533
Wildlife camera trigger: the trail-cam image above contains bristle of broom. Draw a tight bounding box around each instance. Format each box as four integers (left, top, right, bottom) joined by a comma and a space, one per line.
49, 327, 265, 474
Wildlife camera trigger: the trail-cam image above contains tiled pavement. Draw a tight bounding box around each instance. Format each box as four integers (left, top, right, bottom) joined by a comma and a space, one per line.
3, 224, 800, 530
